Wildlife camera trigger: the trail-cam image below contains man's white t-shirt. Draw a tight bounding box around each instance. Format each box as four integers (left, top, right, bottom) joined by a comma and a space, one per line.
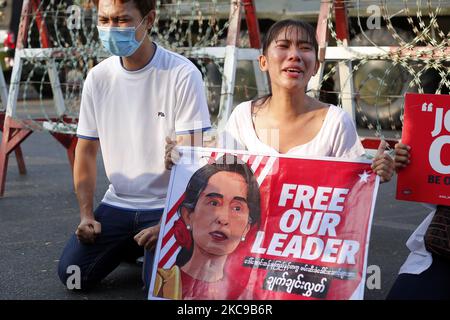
77, 43, 211, 210
219, 101, 365, 158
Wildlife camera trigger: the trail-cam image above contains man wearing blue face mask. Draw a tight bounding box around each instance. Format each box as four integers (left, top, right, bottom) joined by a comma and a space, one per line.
97, 12, 149, 57
57, 0, 211, 294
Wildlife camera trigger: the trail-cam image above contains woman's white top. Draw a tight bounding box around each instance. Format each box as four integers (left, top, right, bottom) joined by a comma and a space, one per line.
219, 101, 365, 158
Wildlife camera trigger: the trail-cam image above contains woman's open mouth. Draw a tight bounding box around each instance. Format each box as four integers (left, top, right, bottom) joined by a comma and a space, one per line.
283, 68, 304, 78
209, 231, 228, 241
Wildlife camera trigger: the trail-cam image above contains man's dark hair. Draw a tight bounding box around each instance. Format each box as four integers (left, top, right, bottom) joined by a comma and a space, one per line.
92, 0, 156, 17
176, 154, 261, 266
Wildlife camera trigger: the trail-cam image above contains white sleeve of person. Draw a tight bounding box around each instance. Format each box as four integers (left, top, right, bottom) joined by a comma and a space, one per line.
330, 108, 366, 159
174, 67, 211, 135
76, 71, 99, 140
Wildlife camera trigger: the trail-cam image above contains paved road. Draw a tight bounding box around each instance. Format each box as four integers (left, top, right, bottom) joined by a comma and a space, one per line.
0, 131, 430, 300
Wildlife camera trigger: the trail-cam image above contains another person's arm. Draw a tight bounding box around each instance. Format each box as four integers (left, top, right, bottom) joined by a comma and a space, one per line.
394, 141, 411, 171
371, 140, 395, 183
74, 138, 101, 244
372, 140, 411, 182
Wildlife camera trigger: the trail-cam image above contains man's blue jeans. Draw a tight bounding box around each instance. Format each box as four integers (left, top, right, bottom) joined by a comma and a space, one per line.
57, 203, 163, 292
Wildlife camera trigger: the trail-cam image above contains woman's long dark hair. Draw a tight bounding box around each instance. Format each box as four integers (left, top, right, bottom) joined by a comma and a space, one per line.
176, 154, 261, 267
253, 19, 319, 109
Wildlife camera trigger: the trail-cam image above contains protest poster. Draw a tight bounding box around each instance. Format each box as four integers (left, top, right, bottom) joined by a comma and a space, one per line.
396, 93, 450, 206
148, 147, 379, 300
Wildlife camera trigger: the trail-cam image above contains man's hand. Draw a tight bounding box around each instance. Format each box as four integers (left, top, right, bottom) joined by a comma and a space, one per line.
76, 217, 101, 244
394, 141, 411, 172
371, 140, 394, 183
165, 132, 203, 170
134, 223, 161, 251
164, 136, 180, 170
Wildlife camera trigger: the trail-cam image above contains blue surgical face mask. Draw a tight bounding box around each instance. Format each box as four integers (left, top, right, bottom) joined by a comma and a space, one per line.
97, 16, 147, 57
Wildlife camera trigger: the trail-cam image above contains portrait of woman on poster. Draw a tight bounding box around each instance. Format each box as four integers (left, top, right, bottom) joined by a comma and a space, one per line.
154, 155, 261, 300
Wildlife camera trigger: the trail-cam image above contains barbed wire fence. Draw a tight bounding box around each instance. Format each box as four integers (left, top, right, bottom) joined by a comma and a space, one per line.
5, 0, 262, 134
3, 0, 450, 138
314, 0, 449, 140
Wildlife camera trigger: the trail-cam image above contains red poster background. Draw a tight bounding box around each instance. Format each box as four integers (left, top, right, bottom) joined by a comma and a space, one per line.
396, 93, 450, 205
150, 149, 378, 300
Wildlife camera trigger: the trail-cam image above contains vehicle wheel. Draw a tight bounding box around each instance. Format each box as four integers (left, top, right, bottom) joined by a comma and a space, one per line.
348, 27, 420, 129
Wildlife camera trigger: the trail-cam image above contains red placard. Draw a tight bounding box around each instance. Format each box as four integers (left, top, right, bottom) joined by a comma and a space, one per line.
148, 147, 379, 300
396, 93, 450, 205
